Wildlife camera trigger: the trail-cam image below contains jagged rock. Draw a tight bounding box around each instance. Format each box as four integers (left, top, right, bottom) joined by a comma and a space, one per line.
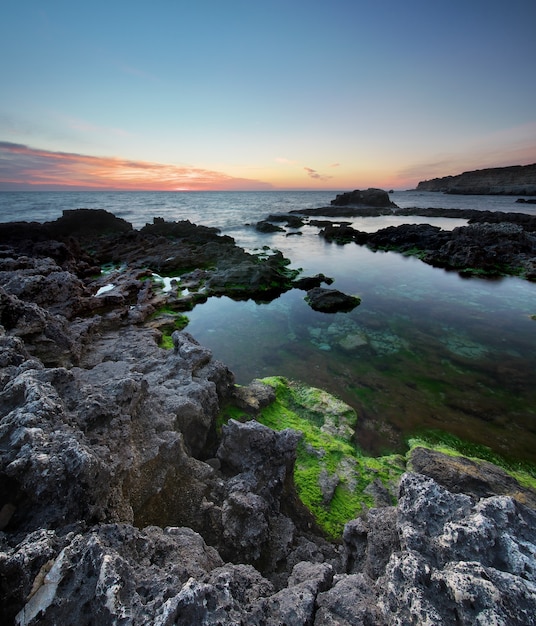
1, 208, 536, 625
367, 222, 449, 251
216, 419, 301, 562
3, 525, 223, 626
430, 222, 536, 275
319, 222, 369, 244
0, 287, 78, 367
206, 250, 299, 300
305, 287, 361, 313
315, 573, 383, 625
376, 473, 536, 625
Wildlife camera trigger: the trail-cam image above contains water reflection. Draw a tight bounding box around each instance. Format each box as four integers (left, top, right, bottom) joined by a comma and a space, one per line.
186, 240, 536, 464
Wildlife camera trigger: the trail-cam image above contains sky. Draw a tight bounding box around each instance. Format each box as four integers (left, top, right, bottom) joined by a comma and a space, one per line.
1, 0, 535, 191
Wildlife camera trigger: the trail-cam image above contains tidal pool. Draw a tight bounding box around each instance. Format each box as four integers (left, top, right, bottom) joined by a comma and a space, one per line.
186, 227, 536, 465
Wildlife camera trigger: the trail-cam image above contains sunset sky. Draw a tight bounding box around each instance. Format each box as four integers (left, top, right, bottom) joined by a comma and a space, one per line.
1, 0, 535, 191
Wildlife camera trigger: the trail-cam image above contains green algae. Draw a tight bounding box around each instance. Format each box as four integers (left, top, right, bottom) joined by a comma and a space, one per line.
154, 310, 190, 349
217, 376, 536, 538
228, 376, 405, 538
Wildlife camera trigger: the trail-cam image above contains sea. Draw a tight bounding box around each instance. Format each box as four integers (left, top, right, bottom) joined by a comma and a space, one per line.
1, 190, 535, 465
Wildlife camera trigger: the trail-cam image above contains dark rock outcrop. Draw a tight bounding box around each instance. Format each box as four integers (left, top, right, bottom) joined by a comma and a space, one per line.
315, 213, 536, 280
288, 188, 398, 217
417, 163, 536, 195
305, 287, 361, 313
0, 210, 300, 308
331, 187, 398, 208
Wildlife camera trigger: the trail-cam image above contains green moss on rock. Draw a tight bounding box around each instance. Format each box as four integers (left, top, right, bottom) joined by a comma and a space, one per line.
248, 377, 405, 538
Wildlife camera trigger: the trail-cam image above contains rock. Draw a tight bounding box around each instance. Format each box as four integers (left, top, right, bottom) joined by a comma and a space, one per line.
2, 208, 536, 625
355, 219, 536, 280
431, 222, 536, 276
330, 188, 398, 208
231, 379, 277, 414
408, 446, 536, 508
293, 273, 334, 290
4, 525, 223, 626
416, 163, 536, 195
205, 250, 299, 300
50, 208, 133, 237
255, 220, 285, 233
289, 189, 398, 218
217, 419, 299, 499
315, 573, 383, 625
305, 287, 361, 313
367, 222, 449, 251
319, 222, 369, 244
0, 287, 79, 367
0, 211, 301, 307
374, 473, 536, 625
338, 332, 368, 351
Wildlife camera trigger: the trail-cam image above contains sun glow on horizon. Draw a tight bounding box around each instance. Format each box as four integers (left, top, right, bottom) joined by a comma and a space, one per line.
0, 142, 274, 191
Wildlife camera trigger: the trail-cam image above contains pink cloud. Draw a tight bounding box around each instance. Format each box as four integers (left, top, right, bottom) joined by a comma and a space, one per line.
0, 142, 273, 191
304, 166, 332, 181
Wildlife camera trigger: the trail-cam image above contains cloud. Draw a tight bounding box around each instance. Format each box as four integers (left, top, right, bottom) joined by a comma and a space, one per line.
275, 157, 298, 164
304, 166, 332, 181
0, 142, 273, 191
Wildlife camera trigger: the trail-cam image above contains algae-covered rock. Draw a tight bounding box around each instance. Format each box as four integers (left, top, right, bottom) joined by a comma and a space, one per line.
244, 377, 405, 537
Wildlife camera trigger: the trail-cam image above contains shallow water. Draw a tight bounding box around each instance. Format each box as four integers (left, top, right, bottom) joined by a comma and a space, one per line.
187, 226, 536, 463
1, 189, 535, 463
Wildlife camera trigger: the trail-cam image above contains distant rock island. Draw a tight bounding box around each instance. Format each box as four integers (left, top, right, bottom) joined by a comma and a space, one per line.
416, 163, 536, 195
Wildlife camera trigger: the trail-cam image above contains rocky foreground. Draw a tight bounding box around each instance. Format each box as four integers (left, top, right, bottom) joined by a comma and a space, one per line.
1, 210, 536, 624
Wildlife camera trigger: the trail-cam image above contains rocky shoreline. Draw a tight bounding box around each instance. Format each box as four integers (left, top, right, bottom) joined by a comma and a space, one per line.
416, 163, 536, 195
255, 189, 536, 280
1, 209, 536, 624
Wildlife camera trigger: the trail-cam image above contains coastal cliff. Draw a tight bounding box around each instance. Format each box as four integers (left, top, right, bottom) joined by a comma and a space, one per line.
416, 163, 536, 195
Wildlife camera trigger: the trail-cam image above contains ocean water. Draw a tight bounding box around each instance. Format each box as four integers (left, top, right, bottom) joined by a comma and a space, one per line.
1, 190, 536, 463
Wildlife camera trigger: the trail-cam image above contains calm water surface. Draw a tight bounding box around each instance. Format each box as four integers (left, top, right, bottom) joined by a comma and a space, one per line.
1, 190, 535, 463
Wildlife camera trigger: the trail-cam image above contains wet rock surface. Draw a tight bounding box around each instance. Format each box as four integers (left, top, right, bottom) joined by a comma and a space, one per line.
1, 209, 535, 624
